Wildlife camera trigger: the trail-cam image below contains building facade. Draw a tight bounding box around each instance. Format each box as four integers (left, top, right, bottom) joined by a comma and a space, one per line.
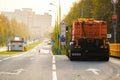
1, 8, 52, 39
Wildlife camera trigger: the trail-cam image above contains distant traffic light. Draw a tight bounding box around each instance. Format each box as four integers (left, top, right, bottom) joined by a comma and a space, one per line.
112, 15, 117, 20
113, 21, 116, 25
112, 15, 117, 26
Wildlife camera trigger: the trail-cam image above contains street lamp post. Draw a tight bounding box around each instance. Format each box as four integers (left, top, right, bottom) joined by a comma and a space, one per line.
58, 0, 61, 54
50, 0, 61, 54
50, 2, 60, 54
49, 3, 58, 27
111, 0, 118, 43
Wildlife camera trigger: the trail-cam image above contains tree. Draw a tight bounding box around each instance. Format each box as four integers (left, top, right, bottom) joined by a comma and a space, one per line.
0, 15, 31, 46
64, 0, 120, 42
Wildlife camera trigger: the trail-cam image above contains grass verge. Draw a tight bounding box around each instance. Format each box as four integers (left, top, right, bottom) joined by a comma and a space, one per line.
25, 40, 42, 50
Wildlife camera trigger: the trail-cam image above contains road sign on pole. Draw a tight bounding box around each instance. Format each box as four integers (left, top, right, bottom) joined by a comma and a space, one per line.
61, 20, 66, 37
60, 35, 65, 46
111, 0, 118, 43
58, 34, 61, 39
61, 36, 65, 42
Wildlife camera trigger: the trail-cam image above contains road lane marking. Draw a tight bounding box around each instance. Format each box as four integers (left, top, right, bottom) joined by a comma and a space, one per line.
2, 53, 24, 61
52, 56, 56, 64
53, 56, 55, 60
41, 49, 49, 54
52, 60, 55, 64
86, 68, 100, 75
3, 57, 11, 60
52, 55, 57, 80
52, 71, 57, 80
15, 69, 25, 75
0, 69, 24, 75
52, 64, 56, 70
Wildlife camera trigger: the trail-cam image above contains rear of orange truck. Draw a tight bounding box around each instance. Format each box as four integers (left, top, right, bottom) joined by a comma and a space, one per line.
67, 19, 110, 61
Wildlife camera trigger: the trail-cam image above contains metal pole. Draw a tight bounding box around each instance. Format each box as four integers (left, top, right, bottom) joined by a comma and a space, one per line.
59, 0, 61, 54
49, 3, 59, 54
113, 4, 117, 43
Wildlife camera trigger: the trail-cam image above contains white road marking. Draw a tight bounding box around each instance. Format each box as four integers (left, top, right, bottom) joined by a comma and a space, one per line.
86, 68, 100, 75
0, 69, 24, 75
3, 57, 10, 60
52, 64, 56, 70
52, 55, 57, 80
41, 49, 49, 54
52, 71, 57, 80
52, 60, 56, 64
0, 51, 30, 62
53, 56, 55, 60
14, 69, 25, 75
1, 53, 26, 61
11, 54, 23, 58
52, 56, 55, 64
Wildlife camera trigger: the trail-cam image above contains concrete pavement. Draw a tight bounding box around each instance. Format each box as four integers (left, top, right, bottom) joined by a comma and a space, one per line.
0, 47, 7, 52
0, 40, 120, 80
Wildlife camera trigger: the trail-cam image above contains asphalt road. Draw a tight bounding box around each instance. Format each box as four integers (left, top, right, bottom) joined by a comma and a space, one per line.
0, 40, 120, 80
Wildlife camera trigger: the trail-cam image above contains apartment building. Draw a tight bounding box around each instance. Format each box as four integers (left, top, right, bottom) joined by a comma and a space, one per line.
1, 8, 52, 38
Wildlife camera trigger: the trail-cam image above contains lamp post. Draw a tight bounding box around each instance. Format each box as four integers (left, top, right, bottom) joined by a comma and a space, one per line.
50, 2, 60, 54
59, 0, 61, 25
50, 0, 61, 54
111, 0, 118, 43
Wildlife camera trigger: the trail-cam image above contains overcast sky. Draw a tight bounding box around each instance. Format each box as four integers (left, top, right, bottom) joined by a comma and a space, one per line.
0, 0, 78, 26
0, 0, 78, 17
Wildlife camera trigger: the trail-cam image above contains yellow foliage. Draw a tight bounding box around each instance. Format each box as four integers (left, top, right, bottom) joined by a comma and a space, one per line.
0, 14, 31, 44
77, 18, 94, 21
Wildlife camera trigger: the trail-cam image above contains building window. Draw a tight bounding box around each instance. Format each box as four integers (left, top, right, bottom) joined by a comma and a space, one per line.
19, 45, 22, 47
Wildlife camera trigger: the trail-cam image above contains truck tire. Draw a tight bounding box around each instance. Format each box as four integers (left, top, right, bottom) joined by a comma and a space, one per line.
69, 44, 74, 61
104, 55, 109, 61
69, 56, 74, 61
100, 54, 109, 61
69, 50, 74, 61
70, 57, 73, 61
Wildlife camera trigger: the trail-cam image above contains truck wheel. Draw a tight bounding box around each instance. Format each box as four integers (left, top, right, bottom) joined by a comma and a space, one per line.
104, 56, 109, 61
69, 51, 74, 61
70, 57, 73, 61
69, 55, 74, 61
101, 54, 109, 61
105, 53, 109, 61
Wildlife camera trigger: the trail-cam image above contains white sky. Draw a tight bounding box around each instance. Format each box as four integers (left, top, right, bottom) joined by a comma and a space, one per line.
0, 0, 78, 26
0, 0, 78, 17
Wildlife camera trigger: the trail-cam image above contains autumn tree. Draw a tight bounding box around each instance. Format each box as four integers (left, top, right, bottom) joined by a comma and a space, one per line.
0, 15, 31, 46
64, 0, 120, 42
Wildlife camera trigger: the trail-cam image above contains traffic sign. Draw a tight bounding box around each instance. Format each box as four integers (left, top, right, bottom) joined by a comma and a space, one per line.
61, 20, 66, 37
61, 37, 65, 46
61, 37, 65, 42
58, 34, 61, 39
107, 34, 112, 38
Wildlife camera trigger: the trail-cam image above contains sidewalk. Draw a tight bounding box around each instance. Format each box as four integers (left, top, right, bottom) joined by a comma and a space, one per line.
0, 47, 7, 52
